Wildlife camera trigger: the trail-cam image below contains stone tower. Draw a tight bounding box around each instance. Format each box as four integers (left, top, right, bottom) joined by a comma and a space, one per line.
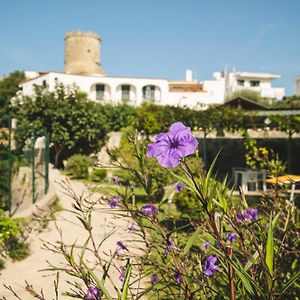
64, 31, 105, 75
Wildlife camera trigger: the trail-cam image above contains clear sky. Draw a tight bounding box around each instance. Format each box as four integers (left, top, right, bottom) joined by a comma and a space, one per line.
1, 0, 299, 95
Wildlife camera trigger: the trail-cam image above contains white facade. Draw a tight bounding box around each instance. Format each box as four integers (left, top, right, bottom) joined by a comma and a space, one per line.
294, 76, 300, 96
19, 31, 285, 107
214, 70, 285, 100
20, 70, 285, 108
20, 71, 220, 109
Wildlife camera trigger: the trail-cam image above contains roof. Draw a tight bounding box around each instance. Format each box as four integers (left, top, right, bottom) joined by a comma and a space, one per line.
235, 72, 280, 80
222, 96, 269, 110
266, 174, 300, 184
20, 71, 169, 85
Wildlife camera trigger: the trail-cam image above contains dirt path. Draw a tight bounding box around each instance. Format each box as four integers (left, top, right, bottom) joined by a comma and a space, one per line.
0, 167, 146, 299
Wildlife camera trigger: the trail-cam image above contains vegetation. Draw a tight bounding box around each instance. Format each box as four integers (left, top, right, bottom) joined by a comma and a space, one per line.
0, 210, 30, 264
0, 70, 25, 127
16, 125, 300, 300
89, 168, 107, 182
66, 154, 93, 179
13, 82, 109, 168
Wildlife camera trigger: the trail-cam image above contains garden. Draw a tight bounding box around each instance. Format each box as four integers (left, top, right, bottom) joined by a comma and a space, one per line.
0, 77, 300, 299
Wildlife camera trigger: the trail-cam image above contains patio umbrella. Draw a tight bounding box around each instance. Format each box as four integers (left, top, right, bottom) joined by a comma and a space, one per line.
266, 174, 300, 203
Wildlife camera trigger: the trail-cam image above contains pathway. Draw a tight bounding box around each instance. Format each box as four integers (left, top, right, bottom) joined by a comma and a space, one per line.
0, 167, 146, 299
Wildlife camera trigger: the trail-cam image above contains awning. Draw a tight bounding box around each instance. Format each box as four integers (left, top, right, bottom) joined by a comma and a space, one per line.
266, 174, 300, 185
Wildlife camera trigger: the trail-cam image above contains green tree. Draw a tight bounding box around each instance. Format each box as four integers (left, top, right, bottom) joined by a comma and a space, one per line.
270, 115, 300, 172
226, 88, 268, 105
0, 71, 25, 127
272, 95, 300, 109
101, 103, 137, 131
14, 82, 108, 168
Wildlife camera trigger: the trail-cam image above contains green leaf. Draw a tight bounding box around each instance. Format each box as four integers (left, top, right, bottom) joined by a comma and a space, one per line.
276, 270, 300, 300
266, 215, 274, 289
121, 261, 132, 300
82, 262, 113, 300
183, 228, 201, 255
265, 211, 280, 289
79, 236, 91, 267
159, 182, 178, 206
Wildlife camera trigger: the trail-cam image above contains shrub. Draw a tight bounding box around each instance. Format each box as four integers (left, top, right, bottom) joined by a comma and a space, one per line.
5, 237, 30, 261
66, 154, 93, 179
0, 211, 29, 264
89, 168, 107, 182
174, 188, 202, 218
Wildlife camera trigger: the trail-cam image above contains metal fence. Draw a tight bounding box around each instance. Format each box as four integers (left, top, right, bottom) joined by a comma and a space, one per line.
4, 120, 49, 215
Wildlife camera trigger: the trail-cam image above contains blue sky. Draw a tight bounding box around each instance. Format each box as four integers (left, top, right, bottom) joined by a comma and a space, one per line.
1, 0, 299, 95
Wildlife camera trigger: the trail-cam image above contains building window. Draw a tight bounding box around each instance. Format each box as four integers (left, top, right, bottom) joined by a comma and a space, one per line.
96, 84, 105, 100
143, 85, 156, 100
237, 80, 245, 86
121, 85, 130, 102
250, 80, 260, 87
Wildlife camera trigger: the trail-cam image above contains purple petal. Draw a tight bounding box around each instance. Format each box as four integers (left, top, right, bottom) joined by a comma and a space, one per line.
176, 135, 199, 157
146, 140, 169, 157
151, 274, 158, 285
156, 149, 181, 168
169, 122, 188, 133
201, 241, 210, 250
226, 232, 237, 244
119, 266, 125, 282
203, 269, 213, 276
207, 256, 217, 265
175, 182, 185, 193
85, 287, 101, 300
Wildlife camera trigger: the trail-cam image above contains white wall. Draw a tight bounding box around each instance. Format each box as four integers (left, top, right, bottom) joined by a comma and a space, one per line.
20, 70, 285, 108
21, 72, 170, 106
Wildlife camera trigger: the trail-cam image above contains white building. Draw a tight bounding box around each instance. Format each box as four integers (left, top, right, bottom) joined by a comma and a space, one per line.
294, 75, 300, 96
19, 31, 285, 108
211, 70, 285, 100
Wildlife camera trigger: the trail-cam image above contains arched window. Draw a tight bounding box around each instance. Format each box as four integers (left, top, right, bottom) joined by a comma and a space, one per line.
96, 84, 105, 100
142, 85, 161, 102
90, 83, 111, 101
121, 85, 130, 102
116, 84, 137, 104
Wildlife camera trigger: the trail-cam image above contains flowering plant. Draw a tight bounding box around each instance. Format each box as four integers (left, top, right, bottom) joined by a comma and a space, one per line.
5, 122, 300, 300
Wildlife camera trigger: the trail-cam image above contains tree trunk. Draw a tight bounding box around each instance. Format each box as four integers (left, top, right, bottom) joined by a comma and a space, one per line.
54, 144, 65, 169
287, 130, 292, 173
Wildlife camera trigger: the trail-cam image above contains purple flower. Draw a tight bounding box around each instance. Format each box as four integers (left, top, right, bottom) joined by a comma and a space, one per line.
128, 223, 138, 233
236, 212, 245, 222
141, 204, 159, 218
108, 196, 120, 208
117, 241, 128, 250
203, 256, 220, 276
226, 232, 237, 244
175, 273, 182, 284
116, 241, 128, 256
237, 208, 258, 223
244, 208, 258, 222
151, 273, 158, 285
119, 266, 125, 282
146, 122, 198, 168
175, 182, 185, 193
112, 176, 120, 184
84, 287, 102, 300
163, 239, 177, 257
201, 241, 210, 250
